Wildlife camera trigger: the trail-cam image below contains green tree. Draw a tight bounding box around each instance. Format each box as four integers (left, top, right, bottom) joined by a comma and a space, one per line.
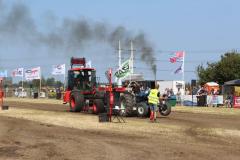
46, 77, 55, 87
16, 76, 64, 89
55, 80, 63, 88
197, 52, 240, 85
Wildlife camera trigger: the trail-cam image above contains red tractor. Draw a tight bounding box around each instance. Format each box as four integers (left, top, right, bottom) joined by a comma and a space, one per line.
63, 57, 125, 116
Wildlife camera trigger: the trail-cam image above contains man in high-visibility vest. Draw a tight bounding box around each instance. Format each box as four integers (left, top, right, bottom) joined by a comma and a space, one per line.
148, 84, 160, 122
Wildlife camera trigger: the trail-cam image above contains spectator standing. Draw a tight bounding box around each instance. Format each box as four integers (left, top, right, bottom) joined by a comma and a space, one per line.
169, 88, 174, 96
176, 88, 182, 105
225, 93, 233, 108
197, 86, 205, 95
164, 88, 169, 96
185, 88, 190, 95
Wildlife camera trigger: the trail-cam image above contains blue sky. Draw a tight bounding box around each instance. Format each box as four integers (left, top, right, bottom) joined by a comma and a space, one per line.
1, 0, 240, 82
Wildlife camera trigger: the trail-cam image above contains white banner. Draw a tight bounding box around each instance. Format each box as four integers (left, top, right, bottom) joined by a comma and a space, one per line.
12, 68, 24, 77
183, 95, 223, 106
0, 70, 7, 77
52, 64, 65, 75
25, 67, 41, 80
86, 61, 91, 68
207, 95, 223, 105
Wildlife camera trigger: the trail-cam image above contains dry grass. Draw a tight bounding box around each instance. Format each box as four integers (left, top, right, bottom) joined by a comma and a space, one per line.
173, 106, 240, 116
1, 107, 240, 141
0, 107, 182, 138
6, 98, 240, 116
5, 97, 63, 105
194, 127, 240, 138
2, 99, 240, 139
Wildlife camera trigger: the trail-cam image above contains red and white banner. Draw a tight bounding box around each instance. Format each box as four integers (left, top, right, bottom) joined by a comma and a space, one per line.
175, 51, 185, 58
25, 67, 41, 80
52, 64, 65, 75
12, 68, 24, 77
234, 96, 240, 108
169, 51, 185, 63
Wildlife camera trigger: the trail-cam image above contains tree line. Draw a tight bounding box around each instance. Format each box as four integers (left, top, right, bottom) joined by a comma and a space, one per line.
197, 51, 240, 85
12, 77, 64, 89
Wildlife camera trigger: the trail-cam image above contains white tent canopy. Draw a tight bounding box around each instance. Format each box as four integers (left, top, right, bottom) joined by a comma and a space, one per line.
205, 82, 219, 86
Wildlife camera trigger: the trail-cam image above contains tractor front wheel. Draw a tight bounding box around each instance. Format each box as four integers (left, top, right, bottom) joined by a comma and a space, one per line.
136, 102, 149, 117
159, 102, 171, 116
94, 99, 105, 114
70, 92, 84, 112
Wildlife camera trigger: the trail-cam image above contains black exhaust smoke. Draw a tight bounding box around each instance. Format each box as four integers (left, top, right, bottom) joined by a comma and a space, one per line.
0, 1, 157, 74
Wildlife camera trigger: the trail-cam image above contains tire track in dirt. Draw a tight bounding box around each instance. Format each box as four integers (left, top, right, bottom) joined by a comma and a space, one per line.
6, 101, 68, 112
0, 115, 159, 160
169, 112, 240, 148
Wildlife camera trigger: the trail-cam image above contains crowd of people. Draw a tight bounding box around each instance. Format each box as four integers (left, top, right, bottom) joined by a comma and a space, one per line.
160, 86, 234, 108
194, 86, 234, 108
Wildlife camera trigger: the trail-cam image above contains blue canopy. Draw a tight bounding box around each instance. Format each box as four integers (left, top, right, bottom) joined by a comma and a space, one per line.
224, 79, 240, 86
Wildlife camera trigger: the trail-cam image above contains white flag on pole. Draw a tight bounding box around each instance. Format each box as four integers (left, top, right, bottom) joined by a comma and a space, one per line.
12, 68, 24, 77
114, 59, 130, 79
52, 64, 65, 75
86, 61, 91, 68
25, 67, 41, 80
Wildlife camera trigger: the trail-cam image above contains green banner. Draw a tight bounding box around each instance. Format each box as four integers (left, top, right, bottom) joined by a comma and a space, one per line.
114, 59, 130, 78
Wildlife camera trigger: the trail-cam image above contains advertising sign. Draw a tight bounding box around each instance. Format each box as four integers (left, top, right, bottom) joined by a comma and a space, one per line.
25, 67, 41, 80
234, 96, 240, 108
52, 64, 65, 75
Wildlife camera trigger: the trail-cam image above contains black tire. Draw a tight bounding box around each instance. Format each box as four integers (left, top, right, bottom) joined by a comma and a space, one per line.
120, 93, 135, 116
70, 91, 84, 112
136, 102, 149, 117
94, 99, 105, 114
95, 91, 105, 99
159, 102, 171, 116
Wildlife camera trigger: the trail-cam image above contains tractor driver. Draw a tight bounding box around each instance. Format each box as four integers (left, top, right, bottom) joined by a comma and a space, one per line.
83, 72, 91, 89
148, 84, 160, 122
74, 71, 83, 89
84, 79, 91, 89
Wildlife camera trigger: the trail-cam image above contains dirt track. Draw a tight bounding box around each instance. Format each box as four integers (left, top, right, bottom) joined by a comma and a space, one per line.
0, 100, 240, 160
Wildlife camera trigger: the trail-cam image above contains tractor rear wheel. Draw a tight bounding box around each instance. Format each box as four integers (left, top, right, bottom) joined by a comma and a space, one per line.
136, 102, 149, 117
94, 99, 105, 114
70, 92, 84, 112
120, 93, 135, 116
159, 102, 171, 116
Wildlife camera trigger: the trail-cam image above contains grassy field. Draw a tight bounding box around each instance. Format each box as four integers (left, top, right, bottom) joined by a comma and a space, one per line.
5, 97, 240, 116
173, 105, 240, 116
1, 98, 240, 160
1, 106, 239, 140
0, 107, 182, 138
5, 97, 63, 105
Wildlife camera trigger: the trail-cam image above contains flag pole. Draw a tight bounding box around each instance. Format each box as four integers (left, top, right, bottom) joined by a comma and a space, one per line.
40, 78, 41, 94
182, 51, 185, 105
39, 67, 41, 94
117, 40, 122, 87
130, 40, 134, 74
64, 64, 66, 91
130, 40, 134, 82
63, 72, 66, 91
21, 73, 24, 97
